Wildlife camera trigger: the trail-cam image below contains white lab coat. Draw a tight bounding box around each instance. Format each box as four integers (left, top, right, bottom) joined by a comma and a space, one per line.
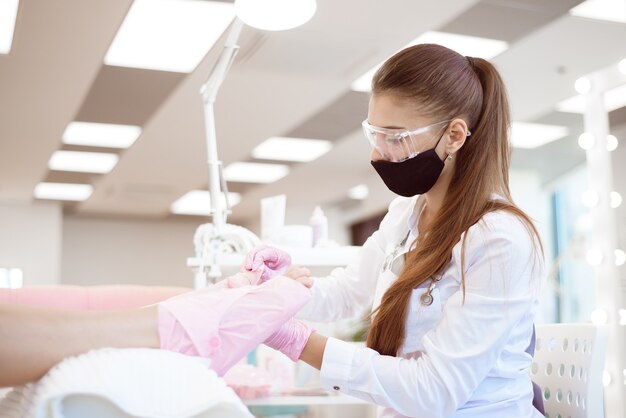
297, 195, 545, 418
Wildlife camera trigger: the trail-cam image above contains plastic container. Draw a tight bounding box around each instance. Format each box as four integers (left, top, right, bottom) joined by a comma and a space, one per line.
309, 206, 328, 247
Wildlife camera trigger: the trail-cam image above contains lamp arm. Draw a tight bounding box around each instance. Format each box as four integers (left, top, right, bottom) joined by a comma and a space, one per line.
198, 18, 244, 283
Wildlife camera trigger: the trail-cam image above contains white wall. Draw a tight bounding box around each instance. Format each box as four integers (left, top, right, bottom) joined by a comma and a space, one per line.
61, 216, 200, 287
0, 201, 62, 286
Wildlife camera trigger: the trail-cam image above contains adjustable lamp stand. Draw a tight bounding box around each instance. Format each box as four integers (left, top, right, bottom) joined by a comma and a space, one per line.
198, 18, 244, 284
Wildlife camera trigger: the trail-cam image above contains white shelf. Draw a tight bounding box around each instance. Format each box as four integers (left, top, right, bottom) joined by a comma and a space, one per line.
187, 245, 360, 268
243, 393, 369, 406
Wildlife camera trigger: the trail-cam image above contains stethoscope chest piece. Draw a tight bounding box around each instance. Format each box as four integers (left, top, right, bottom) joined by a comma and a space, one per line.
420, 291, 434, 306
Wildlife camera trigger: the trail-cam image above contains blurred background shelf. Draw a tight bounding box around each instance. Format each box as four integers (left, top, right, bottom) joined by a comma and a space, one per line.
187, 246, 361, 268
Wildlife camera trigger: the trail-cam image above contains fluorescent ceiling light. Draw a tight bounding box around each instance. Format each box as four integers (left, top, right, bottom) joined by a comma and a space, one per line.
409, 31, 509, 59
224, 162, 289, 183
171, 190, 241, 216
348, 184, 369, 200
105, 0, 235, 72
556, 83, 626, 113
351, 31, 509, 92
34, 183, 93, 201
235, 0, 316, 31
570, 0, 626, 23
252, 137, 332, 162
49, 151, 119, 174
62, 122, 141, 148
510, 122, 569, 149
0, 0, 19, 54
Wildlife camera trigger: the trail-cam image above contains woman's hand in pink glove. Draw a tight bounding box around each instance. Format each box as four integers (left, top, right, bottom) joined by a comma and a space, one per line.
241, 245, 292, 284
264, 317, 315, 362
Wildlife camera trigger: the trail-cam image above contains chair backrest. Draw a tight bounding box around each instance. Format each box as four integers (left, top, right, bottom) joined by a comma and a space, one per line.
532, 324, 608, 418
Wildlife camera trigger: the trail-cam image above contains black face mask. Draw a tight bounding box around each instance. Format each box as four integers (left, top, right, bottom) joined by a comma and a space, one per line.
371, 143, 446, 197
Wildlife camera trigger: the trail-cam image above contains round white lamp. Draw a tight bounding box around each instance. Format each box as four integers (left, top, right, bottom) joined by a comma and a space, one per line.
235, 0, 317, 31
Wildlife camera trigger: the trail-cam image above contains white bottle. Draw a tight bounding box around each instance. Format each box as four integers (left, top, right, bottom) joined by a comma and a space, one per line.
310, 206, 328, 247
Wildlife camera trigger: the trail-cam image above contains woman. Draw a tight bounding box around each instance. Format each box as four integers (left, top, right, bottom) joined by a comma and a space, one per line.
283, 43, 546, 418
1, 43, 544, 418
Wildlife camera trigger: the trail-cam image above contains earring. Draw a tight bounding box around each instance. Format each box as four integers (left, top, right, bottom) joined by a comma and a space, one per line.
447, 154, 453, 161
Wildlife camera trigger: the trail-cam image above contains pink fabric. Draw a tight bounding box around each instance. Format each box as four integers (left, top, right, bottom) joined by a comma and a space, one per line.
158, 276, 312, 376
0, 285, 188, 310
241, 245, 292, 284
264, 318, 315, 361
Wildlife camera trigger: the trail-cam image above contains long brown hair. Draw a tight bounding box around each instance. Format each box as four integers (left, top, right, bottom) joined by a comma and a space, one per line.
366, 43, 543, 356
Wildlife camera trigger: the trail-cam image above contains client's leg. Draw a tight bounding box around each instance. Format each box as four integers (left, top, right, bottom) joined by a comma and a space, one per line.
0, 275, 311, 387
0, 285, 189, 310
0, 304, 159, 387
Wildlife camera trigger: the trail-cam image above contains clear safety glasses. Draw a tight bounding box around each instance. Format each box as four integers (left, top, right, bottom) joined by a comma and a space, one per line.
362, 119, 451, 162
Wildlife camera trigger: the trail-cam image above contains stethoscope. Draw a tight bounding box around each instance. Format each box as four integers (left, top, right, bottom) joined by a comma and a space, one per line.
381, 230, 441, 306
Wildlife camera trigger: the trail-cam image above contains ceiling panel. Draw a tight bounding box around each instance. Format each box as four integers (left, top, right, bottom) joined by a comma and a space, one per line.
1, 0, 625, 226
0, 0, 133, 201
75, 65, 185, 126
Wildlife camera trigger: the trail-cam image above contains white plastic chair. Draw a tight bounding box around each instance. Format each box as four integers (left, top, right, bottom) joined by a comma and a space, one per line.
531, 324, 609, 418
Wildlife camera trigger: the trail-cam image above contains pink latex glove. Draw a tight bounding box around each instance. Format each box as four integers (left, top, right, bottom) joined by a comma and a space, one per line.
158, 276, 312, 376
264, 318, 315, 362
0, 285, 188, 310
241, 245, 292, 284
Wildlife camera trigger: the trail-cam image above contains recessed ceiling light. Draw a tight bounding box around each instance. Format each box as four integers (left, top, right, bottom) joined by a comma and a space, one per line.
170, 190, 241, 216
34, 182, 93, 201
223, 162, 289, 183
556, 83, 626, 113
0, 0, 19, 54
570, 0, 626, 23
235, 0, 316, 31
510, 122, 570, 149
252, 137, 332, 162
348, 184, 369, 200
49, 151, 119, 174
62, 122, 141, 149
351, 31, 508, 92
105, 0, 235, 73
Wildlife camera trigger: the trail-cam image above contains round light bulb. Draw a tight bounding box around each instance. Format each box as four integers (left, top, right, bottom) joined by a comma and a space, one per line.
607, 135, 619, 152
575, 77, 591, 94
586, 248, 603, 266
574, 213, 593, 232
611, 191, 623, 208
235, 0, 317, 31
603, 370, 612, 386
619, 58, 626, 75
616, 249, 626, 266
590, 308, 608, 325
578, 132, 595, 150
582, 190, 600, 208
